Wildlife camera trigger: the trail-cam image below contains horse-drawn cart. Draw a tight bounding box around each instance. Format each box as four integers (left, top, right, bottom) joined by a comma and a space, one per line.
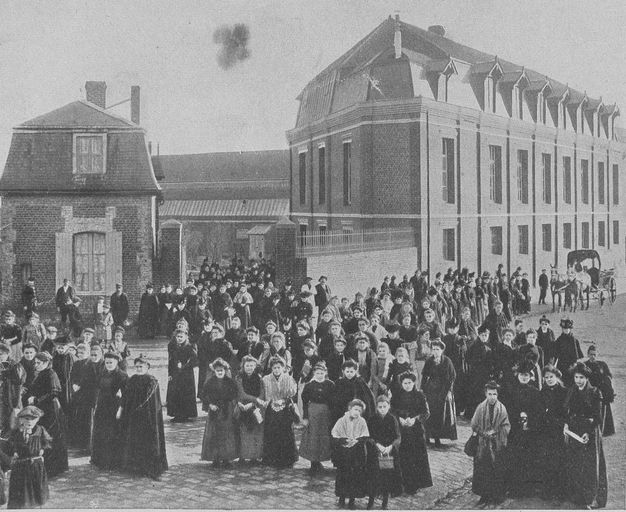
567, 250, 617, 306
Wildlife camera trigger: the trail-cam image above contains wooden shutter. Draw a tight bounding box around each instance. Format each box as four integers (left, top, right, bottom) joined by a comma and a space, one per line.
55, 233, 73, 290
105, 231, 123, 293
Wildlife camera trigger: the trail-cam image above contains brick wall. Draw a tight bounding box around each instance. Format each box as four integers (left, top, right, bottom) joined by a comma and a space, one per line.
303, 247, 418, 302
0, 195, 154, 318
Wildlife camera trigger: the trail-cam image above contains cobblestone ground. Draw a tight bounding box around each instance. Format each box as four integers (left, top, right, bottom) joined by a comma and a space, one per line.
35, 299, 625, 509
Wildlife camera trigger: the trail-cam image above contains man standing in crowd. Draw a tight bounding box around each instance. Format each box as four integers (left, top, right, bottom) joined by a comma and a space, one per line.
110, 283, 130, 328
315, 276, 332, 318
56, 278, 78, 325
22, 276, 38, 319
538, 269, 549, 305
301, 277, 317, 328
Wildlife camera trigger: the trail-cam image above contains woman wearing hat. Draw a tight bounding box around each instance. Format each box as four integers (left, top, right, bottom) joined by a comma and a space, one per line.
553, 317, 583, 387
3, 406, 50, 508
300, 362, 335, 476
563, 362, 607, 509
536, 315, 556, 364
91, 352, 128, 471
119, 355, 168, 479
539, 364, 568, 499
235, 355, 266, 465
201, 358, 239, 469
166, 329, 199, 423
25, 352, 68, 477
261, 356, 298, 468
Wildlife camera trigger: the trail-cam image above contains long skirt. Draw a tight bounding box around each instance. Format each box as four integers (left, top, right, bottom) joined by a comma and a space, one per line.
398, 425, 432, 494
565, 428, 608, 507
262, 407, 298, 468
7, 459, 49, 509
540, 429, 567, 497
38, 399, 68, 478
424, 390, 457, 441
505, 431, 543, 496
68, 394, 94, 451
91, 409, 122, 470
238, 408, 264, 460
334, 442, 370, 498
201, 410, 238, 462
472, 449, 507, 500
166, 371, 197, 419
299, 403, 332, 462
602, 403, 615, 437
371, 456, 403, 498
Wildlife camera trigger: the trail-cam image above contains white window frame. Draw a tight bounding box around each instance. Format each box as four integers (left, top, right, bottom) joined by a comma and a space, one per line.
73, 133, 107, 175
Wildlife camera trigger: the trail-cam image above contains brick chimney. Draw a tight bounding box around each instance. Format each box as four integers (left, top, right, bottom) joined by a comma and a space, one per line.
394, 14, 402, 59
131, 86, 140, 124
85, 81, 107, 109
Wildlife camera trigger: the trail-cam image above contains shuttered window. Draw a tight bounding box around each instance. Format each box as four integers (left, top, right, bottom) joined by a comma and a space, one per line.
489, 146, 503, 204
74, 135, 105, 174
442, 138, 455, 203
442, 228, 455, 261
542, 153, 552, 204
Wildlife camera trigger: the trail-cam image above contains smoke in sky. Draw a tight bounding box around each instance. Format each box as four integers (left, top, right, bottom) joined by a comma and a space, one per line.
213, 23, 250, 70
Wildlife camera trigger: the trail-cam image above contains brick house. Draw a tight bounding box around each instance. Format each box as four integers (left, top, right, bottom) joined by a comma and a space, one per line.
0, 81, 161, 316
286, 16, 625, 294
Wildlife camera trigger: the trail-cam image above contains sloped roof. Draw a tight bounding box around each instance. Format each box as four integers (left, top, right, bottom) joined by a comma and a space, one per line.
153, 150, 289, 184
19, 100, 137, 129
295, 17, 605, 127
160, 199, 289, 219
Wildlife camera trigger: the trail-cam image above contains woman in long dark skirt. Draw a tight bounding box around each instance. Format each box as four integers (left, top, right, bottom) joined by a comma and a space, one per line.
390, 371, 433, 494
366, 395, 403, 510
0, 343, 25, 436
201, 358, 239, 468
262, 356, 298, 468
90, 352, 128, 470
300, 362, 335, 475
119, 356, 168, 479
331, 399, 374, 510
166, 329, 198, 422
539, 364, 568, 499
25, 352, 68, 478
585, 345, 615, 436
235, 355, 266, 465
3, 406, 51, 509
421, 339, 457, 446
563, 362, 607, 509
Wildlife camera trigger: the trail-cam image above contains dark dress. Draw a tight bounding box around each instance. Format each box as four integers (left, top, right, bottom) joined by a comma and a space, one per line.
200, 375, 239, 462
261, 373, 299, 468
466, 341, 494, 415
0, 360, 25, 435
91, 367, 128, 470
421, 355, 457, 440
553, 333, 583, 386
51, 352, 75, 414
390, 387, 433, 493
563, 382, 608, 508
331, 376, 376, 425
4, 425, 51, 509
235, 372, 265, 460
120, 373, 168, 479
300, 379, 334, 463
540, 382, 568, 497
137, 292, 159, 339
586, 359, 615, 436
166, 341, 198, 419
68, 359, 102, 451
366, 412, 403, 498
26, 367, 68, 477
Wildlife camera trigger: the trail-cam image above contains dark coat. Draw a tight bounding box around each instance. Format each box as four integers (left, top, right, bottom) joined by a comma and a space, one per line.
367, 412, 403, 497
137, 292, 160, 338
421, 356, 457, 440
110, 291, 130, 325
166, 341, 198, 419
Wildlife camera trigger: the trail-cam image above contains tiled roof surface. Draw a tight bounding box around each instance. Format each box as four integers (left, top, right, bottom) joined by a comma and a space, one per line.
159, 198, 289, 219
296, 17, 604, 127
0, 130, 160, 194
19, 100, 136, 129
152, 150, 289, 184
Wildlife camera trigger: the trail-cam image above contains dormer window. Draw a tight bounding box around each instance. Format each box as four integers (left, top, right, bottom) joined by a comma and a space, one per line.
424, 58, 457, 103
73, 134, 106, 174
469, 59, 502, 113
538, 91, 548, 124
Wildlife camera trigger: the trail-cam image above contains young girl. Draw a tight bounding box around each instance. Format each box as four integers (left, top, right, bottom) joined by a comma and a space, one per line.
107, 326, 131, 372
4, 406, 51, 509
95, 302, 114, 342
201, 358, 239, 469
331, 399, 372, 510
367, 395, 403, 510
1, 311, 22, 363
300, 362, 335, 476
354, 334, 376, 384
370, 342, 394, 397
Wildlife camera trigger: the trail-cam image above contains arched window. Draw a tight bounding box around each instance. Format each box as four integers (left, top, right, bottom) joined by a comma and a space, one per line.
74, 232, 106, 292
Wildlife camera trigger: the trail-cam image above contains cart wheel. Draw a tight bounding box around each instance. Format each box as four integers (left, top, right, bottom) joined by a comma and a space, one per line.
608, 277, 617, 304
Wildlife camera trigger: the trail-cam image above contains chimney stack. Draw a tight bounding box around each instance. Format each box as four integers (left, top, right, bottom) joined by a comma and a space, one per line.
131, 85, 141, 125
394, 14, 402, 59
85, 81, 107, 109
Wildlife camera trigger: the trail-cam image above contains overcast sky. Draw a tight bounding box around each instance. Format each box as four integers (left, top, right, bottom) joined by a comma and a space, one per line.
1, 0, 625, 164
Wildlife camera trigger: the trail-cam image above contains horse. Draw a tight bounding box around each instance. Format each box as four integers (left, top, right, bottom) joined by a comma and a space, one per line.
550, 266, 568, 313
563, 270, 581, 313
568, 267, 593, 310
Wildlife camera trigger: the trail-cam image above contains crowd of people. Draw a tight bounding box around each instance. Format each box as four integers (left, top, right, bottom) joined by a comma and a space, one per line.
0, 259, 614, 509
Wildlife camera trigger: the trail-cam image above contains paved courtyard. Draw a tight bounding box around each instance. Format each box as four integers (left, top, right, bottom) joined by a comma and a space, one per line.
38, 299, 625, 510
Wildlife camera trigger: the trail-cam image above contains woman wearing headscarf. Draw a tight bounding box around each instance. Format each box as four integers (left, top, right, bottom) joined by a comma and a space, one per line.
390, 371, 432, 494
235, 355, 266, 465
25, 351, 68, 478
469, 380, 510, 507
201, 357, 239, 468
262, 356, 298, 468
563, 362, 607, 509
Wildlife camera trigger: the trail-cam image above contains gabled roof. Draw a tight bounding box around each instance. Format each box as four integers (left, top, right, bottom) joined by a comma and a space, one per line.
160, 199, 289, 220
153, 150, 289, 184
19, 100, 138, 130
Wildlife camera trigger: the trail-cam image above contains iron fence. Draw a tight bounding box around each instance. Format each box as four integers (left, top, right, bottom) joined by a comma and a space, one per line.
296, 228, 415, 257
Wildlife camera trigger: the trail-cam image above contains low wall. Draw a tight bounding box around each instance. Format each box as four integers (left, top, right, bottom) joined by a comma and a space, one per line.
304, 247, 419, 301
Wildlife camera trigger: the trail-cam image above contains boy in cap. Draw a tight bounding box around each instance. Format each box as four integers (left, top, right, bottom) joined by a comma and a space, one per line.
1, 311, 22, 362
21, 313, 46, 350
